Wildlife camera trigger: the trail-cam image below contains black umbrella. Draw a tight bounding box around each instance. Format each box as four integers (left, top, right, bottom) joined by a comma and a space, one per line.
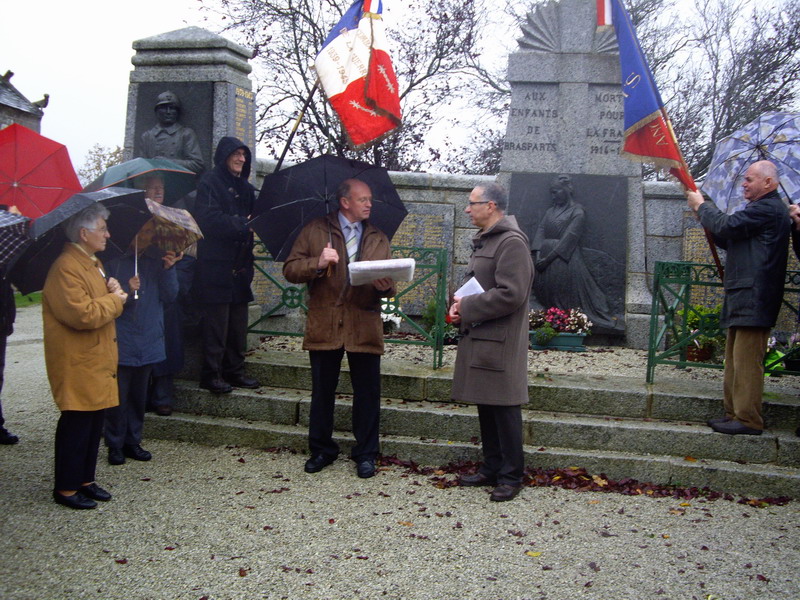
8, 188, 149, 295
251, 154, 408, 261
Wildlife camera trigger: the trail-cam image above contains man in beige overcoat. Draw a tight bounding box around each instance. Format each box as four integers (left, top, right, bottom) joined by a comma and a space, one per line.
449, 182, 533, 502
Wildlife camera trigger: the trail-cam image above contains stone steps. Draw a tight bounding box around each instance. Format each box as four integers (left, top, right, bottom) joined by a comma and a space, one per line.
142, 350, 800, 498
144, 400, 800, 499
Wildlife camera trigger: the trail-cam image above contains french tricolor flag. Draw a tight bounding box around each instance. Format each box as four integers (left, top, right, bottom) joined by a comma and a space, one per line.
597, 0, 613, 26
314, 0, 402, 149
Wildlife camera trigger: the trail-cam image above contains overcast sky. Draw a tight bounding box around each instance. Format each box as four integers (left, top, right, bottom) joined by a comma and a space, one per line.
2, 0, 211, 170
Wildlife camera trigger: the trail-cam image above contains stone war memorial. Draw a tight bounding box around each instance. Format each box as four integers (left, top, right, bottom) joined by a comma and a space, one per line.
124, 26, 256, 180
499, 0, 640, 341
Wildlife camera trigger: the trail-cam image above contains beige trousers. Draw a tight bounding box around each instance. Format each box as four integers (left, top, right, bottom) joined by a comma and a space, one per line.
722, 326, 770, 430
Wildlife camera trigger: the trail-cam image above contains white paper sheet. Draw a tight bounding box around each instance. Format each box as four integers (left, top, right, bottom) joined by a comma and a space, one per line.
454, 276, 484, 298
348, 258, 416, 286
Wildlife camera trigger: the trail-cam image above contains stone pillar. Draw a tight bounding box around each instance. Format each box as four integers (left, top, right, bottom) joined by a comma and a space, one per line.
499, 0, 652, 347
124, 26, 256, 177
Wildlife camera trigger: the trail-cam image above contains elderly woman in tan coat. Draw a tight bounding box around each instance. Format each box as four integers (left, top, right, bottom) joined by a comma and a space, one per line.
44, 203, 128, 509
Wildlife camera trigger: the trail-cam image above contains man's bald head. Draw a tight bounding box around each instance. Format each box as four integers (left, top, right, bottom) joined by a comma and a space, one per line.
742, 160, 779, 201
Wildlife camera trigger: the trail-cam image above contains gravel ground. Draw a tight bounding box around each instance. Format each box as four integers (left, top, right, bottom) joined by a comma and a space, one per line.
1, 306, 799, 600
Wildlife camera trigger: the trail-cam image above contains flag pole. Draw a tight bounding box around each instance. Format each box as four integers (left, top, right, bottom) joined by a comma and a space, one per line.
274, 82, 319, 173
608, 0, 724, 280
661, 108, 725, 281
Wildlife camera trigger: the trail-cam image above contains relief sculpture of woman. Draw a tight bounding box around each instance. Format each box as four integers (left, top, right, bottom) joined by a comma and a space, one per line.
532, 175, 621, 332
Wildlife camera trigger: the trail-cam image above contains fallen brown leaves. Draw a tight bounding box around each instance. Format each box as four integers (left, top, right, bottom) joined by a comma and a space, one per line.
376, 456, 792, 506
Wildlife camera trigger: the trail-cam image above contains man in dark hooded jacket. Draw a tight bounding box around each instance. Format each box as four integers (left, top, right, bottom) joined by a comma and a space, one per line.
192, 137, 260, 394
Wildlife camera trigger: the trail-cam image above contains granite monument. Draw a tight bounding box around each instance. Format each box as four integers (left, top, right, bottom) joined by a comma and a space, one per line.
499, 0, 649, 341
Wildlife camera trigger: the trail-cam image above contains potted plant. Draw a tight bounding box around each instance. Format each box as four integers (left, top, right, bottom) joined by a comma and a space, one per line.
421, 297, 460, 345
529, 307, 592, 351
764, 333, 800, 374
783, 333, 800, 372
676, 303, 725, 362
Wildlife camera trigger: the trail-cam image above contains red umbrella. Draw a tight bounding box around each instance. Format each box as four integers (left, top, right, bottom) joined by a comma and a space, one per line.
0, 123, 82, 218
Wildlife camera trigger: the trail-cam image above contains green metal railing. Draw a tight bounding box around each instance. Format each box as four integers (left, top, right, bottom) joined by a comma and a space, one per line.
646, 261, 800, 383
248, 242, 449, 369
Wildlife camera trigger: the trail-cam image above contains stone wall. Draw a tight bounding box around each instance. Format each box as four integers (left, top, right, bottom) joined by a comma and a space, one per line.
254, 158, 688, 349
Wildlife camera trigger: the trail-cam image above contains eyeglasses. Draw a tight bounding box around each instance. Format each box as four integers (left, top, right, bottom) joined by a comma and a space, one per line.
468, 201, 491, 206
85, 226, 108, 233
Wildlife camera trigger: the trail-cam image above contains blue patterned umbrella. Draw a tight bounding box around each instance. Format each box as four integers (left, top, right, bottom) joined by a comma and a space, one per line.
701, 112, 800, 214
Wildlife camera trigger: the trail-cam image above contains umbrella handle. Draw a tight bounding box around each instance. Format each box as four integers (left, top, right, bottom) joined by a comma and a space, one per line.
134, 237, 139, 300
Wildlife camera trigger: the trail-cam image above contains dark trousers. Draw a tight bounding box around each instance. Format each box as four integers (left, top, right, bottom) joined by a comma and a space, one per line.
199, 302, 248, 382
149, 373, 174, 409
105, 364, 152, 449
309, 349, 381, 461
477, 404, 525, 487
0, 332, 6, 428
54, 410, 104, 491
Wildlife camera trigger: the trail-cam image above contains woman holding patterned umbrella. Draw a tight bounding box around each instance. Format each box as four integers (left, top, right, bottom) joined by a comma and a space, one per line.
103, 216, 183, 465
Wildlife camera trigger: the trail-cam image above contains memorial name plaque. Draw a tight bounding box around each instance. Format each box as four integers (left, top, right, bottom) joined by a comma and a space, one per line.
227, 84, 256, 155
391, 202, 454, 315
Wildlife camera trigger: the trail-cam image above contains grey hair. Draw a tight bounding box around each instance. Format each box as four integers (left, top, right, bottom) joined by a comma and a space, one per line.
63, 203, 110, 243
475, 182, 508, 211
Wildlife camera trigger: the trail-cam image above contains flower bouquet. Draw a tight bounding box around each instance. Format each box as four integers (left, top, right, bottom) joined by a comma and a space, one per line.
529, 307, 592, 350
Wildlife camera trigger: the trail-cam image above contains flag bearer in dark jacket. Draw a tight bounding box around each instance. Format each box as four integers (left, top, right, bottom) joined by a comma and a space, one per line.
192, 137, 260, 394
687, 160, 790, 435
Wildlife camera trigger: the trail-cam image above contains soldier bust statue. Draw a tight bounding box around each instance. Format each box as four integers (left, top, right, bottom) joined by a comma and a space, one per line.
140, 91, 204, 174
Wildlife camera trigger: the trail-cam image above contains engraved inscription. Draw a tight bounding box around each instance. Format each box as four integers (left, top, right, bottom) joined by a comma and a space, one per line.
504, 86, 559, 155
229, 85, 256, 151
589, 86, 625, 155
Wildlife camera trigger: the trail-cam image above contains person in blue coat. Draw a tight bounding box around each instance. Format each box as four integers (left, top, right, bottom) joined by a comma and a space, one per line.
103, 220, 182, 464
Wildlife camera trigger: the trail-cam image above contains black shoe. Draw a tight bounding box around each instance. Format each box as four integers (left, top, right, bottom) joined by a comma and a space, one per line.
154, 405, 173, 416
123, 444, 152, 461
225, 375, 260, 389
200, 378, 233, 394
796, 426, 800, 437
53, 490, 96, 510
490, 484, 522, 502
80, 483, 112, 502
710, 420, 763, 436
459, 472, 497, 487
108, 447, 125, 465
356, 459, 376, 479
706, 416, 732, 427
304, 454, 336, 473
0, 427, 19, 445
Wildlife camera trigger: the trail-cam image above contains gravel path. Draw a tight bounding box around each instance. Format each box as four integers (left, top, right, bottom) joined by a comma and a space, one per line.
1, 306, 799, 600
